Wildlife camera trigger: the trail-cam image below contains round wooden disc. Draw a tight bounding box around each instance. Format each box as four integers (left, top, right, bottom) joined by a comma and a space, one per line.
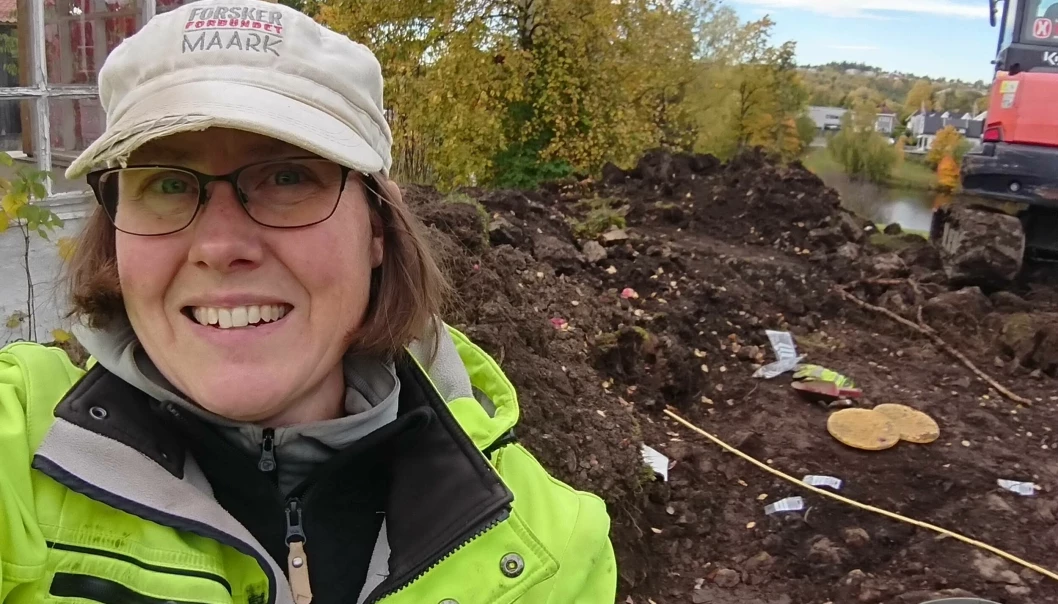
873, 404, 940, 444
827, 408, 900, 451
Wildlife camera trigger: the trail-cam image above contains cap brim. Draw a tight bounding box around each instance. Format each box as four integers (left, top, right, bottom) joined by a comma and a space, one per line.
65, 80, 384, 179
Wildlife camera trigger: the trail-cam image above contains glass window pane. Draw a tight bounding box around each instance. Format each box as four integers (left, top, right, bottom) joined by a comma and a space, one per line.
44, 0, 146, 86
49, 96, 103, 157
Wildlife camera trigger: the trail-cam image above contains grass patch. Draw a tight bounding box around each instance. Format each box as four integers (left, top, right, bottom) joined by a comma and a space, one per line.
571, 197, 627, 240
891, 157, 937, 191
445, 192, 490, 224
802, 147, 938, 192
869, 230, 928, 252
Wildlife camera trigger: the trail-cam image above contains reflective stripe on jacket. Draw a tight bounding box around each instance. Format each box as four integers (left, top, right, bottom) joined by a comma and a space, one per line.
0, 327, 617, 603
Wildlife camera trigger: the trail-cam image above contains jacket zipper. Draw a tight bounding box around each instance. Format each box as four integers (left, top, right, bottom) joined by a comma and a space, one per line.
363, 506, 510, 604
258, 428, 277, 473
285, 498, 313, 604
47, 541, 233, 595
258, 427, 312, 604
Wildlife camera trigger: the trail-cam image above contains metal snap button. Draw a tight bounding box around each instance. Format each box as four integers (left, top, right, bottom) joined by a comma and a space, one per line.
89, 406, 108, 420
500, 553, 525, 578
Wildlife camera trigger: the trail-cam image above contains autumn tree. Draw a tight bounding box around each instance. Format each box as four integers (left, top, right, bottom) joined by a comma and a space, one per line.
936, 155, 960, 192
685, 11, 808, 160
319, 0, 804, 187
826, 103, 900, 184
903, 79, 934, 116
926, 125, 970, 168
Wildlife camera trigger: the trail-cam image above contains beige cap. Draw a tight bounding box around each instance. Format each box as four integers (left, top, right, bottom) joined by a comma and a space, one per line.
66, 0, 392, 179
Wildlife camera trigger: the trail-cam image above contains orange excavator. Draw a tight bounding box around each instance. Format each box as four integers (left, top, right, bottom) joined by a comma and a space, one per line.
931, 0, 1058, 282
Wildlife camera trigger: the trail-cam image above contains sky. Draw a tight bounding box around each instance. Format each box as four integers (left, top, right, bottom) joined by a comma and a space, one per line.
727, 0, 1003, 83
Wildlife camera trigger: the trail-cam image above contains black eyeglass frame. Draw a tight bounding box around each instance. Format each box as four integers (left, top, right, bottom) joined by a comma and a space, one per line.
85, 156, 367, 237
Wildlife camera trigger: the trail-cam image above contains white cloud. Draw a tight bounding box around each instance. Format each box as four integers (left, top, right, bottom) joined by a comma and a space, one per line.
731, 0, 983, 18
828, 44, 881, 51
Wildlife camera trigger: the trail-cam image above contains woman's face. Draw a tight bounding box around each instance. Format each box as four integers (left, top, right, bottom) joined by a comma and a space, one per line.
116, 128, 383, 425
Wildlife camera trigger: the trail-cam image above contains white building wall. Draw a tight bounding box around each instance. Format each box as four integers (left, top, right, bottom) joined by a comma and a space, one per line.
0, 209, 89, 345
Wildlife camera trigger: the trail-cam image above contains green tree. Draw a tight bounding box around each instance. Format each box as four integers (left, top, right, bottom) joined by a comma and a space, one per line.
795, 114, 818, 148
826, 103, 900, 184
0, 153, 64, 342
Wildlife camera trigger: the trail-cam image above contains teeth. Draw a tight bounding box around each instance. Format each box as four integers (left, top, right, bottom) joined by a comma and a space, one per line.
189, 304, 291, 329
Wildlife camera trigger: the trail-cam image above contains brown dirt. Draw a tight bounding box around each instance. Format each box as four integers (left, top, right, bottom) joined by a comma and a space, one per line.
408, 148, 1058, 604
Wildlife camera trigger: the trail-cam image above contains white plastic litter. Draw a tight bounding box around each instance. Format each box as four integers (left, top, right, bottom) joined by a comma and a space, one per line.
764, 496, 805, 515
752, 330, 806, 379
803, 475, 843, 490
997, 479, 1039, 497
641, 445, 670, 482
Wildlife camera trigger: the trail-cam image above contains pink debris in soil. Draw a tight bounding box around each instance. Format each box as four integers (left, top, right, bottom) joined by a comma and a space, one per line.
550, 317, 569, 330
621, 288, 639, 300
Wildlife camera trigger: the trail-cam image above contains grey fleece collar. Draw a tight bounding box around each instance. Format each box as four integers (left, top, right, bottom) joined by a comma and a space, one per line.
72, 317, 473, 496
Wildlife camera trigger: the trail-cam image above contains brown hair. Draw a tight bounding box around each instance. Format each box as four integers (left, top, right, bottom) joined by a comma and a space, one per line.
65, 175, 451, 360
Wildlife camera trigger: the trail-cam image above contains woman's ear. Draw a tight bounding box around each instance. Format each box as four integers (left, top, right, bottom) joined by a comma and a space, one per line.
370, 211, 384, 268
370, 176, 405, 269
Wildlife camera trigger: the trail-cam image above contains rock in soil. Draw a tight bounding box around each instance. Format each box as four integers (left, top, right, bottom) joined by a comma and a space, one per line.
808, 537, 849, 565
991, 290, 1032, 311
713, 568, 741, 588
842, 527, 871, 549
922, 286, 993, 325
973, 552, 1023, 584
837, 212, 867, 243
532, 234, 583, 274
581, 240, 607, 264
996, 313, 1058, 375
940, 205, 1026, 286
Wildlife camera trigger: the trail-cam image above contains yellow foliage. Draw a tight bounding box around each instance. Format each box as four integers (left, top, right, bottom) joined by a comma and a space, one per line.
57, 237, 77, 261
926, 125, 964, 168
319, 0, 800, 185
937, 155, 960, 192
1, 190, 26, 218
51, 328, 73, 343
5, 312, 23, 330
904, 80, 934, 116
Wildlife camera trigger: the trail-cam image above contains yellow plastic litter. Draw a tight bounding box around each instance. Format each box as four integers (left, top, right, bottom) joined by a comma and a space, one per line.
793, 364, 856, 389
827, 408, 900, 451
873, 404, 940, 444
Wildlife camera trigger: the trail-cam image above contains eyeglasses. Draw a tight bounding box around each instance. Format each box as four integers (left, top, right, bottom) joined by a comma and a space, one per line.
87, 157, 357, 236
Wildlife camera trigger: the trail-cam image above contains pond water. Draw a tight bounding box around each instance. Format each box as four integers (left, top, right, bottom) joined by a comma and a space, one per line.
815, 172, 941, 234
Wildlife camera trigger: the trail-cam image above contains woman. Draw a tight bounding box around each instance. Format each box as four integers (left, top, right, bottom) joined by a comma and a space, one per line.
0, 0, 617, 602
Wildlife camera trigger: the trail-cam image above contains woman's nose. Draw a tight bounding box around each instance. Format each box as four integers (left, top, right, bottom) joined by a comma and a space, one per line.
185, 181, 265, 272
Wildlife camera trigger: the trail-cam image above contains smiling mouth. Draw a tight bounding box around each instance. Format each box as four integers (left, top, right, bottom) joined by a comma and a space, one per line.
183, 304, 293, 329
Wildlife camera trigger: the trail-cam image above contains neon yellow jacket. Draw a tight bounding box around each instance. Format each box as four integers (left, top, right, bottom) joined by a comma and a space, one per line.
0, 328, 617, 603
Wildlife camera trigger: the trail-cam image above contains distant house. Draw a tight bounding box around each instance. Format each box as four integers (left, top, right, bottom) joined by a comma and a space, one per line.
808, 106, 847, 132
875, 104, 897, 136
808, 105, 898, 137
906, 110, 986, 153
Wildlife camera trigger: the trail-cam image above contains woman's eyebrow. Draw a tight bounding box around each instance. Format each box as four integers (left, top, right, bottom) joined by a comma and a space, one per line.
131, 146, 192, 164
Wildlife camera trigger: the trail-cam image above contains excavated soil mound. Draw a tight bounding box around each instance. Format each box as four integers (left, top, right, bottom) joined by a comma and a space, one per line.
407, 149, 1058, 604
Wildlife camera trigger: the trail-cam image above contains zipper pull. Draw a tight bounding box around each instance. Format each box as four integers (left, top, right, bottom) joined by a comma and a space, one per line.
258, 428, 277, 473
285, 498, 312, 604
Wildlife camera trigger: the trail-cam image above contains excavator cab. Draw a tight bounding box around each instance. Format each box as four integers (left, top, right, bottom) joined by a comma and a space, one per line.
931, 0, 1058, 283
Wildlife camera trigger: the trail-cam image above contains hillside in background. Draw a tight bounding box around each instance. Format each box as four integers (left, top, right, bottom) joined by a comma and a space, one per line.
801, 62, 992, 119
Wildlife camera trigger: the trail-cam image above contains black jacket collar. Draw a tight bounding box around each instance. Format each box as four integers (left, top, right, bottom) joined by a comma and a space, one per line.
48, 355, 514, 600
